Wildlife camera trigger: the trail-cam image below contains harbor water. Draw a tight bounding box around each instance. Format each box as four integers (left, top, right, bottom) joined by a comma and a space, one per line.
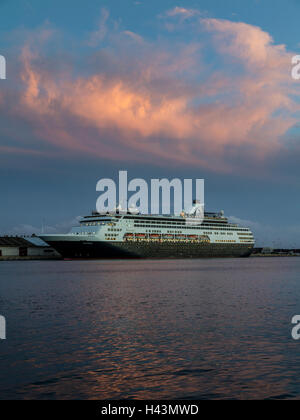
1, 258, 300, 400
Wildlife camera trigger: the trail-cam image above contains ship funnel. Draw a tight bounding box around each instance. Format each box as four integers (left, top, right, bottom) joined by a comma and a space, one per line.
186, 200, 204, 217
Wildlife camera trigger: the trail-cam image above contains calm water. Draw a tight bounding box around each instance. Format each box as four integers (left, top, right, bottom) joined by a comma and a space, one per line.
1, 258, 300, 400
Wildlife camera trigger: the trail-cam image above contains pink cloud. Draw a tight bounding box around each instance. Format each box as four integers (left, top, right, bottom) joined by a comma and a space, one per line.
2, 15, 300, 174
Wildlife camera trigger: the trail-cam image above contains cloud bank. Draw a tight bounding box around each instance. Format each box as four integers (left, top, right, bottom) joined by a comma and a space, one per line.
1, 8, 300, 174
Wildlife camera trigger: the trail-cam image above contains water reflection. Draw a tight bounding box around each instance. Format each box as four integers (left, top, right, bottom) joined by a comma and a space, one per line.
1, 258, 300, 399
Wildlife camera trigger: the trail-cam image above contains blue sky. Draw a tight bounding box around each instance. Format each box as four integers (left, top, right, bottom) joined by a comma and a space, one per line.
1, 0, 300, 247
1, 0, 300, 48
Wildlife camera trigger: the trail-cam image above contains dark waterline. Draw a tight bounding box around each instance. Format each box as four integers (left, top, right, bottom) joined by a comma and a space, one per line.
1, 258, 300, 400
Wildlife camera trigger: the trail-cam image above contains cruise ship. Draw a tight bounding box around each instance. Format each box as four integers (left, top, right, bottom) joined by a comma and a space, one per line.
40, 202, 255, 259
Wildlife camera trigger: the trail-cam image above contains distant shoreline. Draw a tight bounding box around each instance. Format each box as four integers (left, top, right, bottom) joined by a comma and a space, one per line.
0, 256, 62, 261
1, 254, 300, 261
251, 253, 300, 258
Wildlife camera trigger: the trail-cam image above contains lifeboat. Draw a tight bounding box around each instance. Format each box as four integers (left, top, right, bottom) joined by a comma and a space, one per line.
150, 234, 160, 239
163, 234, 174, 239
199, 235, 210, 243
124, 233, 134, 240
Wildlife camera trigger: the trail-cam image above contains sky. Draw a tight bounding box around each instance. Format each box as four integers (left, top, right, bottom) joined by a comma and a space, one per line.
1, 0, 300, 247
